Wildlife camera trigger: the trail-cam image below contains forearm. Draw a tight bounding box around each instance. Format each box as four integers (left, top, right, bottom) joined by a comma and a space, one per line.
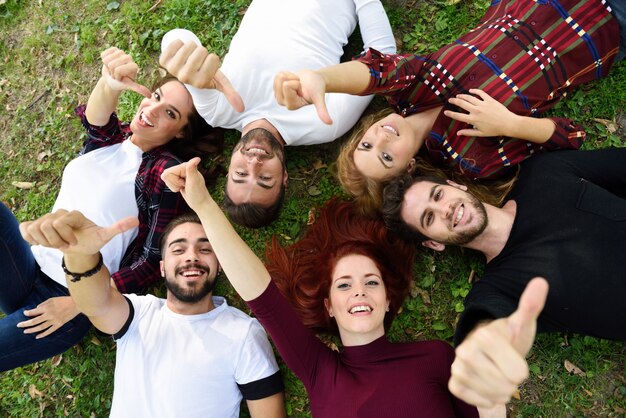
193, 197, 271, 301
506, 115, 556, 144
317, 61, 372, 95
85, 77, 123, 126
64, 252, 116, 317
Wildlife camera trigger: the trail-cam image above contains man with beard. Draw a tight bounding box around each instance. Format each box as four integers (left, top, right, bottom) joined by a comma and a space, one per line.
19, 211, 285, 418
382, 148, 626, 404
159, 0, 397, 227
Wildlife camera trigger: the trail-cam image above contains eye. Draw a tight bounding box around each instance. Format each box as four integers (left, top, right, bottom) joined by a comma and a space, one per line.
200, 248, 213, 254
235, 171, 247, 177
337, 282, 350, 290
366, 279, 380, 286
426, 212, 434, 227
381, 152, 392, 162
434, 189, 442, 201
153, 91, 161, 101
360, 141, 372, 149
166, 109, 176, 119
171, 248, 183, 254
259, 175, 271, 181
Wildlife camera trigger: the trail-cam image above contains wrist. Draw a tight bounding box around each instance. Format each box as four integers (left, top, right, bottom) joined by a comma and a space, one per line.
63, 253, 103, 283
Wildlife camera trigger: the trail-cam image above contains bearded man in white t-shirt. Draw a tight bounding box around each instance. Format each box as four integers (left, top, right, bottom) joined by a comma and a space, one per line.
20, 211, 286, 418
159, 0, 397, 228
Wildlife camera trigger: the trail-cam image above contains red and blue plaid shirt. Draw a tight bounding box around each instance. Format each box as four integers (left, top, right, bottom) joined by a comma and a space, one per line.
75, 105, 189, 293
357, 0, 619, 179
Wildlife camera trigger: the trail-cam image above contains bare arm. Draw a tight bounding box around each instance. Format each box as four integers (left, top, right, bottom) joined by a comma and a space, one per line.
161, 158, 270, 300
246, 393, 287, 418
273, 60, 371, 125
19, 210, 139, 335
85, 47, 151, 126
445, 89, 556, 143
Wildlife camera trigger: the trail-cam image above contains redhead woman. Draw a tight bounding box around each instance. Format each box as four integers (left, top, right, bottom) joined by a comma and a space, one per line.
162, 159, 490, 417
0, 47, 223, 371
274, 0, 624, 215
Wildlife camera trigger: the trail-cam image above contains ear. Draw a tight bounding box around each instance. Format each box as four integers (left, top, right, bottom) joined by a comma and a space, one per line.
406, 158, 416, 174
282, 169, 289, 187
446, 179, 467, 191
159, 260, 165, 277
324, 298, 333, 318
422, 240, 446, 252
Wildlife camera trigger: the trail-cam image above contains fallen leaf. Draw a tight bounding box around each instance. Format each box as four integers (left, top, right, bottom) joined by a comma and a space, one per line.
410, 282, 431, 304
306, 209, 316, 225
468, 269, 476, 283
564, 359, 586, 376
583, 387, 593, 396
37, 150, 51, 162
29, 384, 43, 398
312, 160, 327, 170
511, 389, 521, 400
12, 181, 35, 189
90, 335, 102, 346
593, 118, 617, 134
51, 354, 63, 367
307, 185, 321, 196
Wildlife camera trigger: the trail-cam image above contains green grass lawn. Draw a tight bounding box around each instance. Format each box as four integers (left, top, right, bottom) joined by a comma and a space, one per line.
1, 0, 625, 416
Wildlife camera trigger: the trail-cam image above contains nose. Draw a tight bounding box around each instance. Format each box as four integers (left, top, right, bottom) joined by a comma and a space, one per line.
353, 284, 366, 297
185, 248, 200, 263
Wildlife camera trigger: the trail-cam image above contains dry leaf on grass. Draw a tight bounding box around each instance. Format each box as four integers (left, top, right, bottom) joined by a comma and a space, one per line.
90, 335, 102, 346
593, 118, 618, 134
29, 384, 43, 398
306, 209, 316, 225
51, 354, 62, 367
511, 389, 521, 400
12, 181, 35, 189
564, 359, 586, 376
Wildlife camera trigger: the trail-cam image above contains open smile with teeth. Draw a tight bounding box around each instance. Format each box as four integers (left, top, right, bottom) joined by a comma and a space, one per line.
349, 305, 373, 314
140, 113, 154, 127
179, 269, 205, 278
453, 204, 464, 228
381, 125, 398, 136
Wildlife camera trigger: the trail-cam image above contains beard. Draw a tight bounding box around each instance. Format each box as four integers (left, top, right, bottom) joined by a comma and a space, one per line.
234, 128, 285, 166
165, 263, 217, 304
442, 194, 488, 246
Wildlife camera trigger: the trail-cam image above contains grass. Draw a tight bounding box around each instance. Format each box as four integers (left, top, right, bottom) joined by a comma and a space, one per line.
1, 0, 625, 416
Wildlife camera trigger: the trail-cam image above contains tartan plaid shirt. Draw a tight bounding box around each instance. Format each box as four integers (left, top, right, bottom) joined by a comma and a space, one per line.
75, 105, 188, 293
356, 0, 619, 179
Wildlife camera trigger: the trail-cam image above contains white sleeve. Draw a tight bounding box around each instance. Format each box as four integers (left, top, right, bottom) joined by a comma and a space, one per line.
234, 319, 280, 385
354, 0, 397, 54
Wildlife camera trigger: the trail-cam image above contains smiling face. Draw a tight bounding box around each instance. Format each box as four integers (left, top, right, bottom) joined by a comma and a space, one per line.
160, 222, 219, 304
226, 128, 287, 207
401, 180, 488, 246
353, 113, 422, 181
324, 254, 389, 346
130, 80, 193, 151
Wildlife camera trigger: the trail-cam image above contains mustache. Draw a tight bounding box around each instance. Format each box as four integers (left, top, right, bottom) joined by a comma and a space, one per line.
174, 263, 211, 276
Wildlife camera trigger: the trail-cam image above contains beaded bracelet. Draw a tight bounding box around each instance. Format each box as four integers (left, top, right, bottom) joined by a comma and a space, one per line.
62, 253, 104, 283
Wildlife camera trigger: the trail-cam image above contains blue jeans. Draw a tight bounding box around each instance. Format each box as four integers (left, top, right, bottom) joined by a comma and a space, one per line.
606, 0, 626, 61
0, 203, 91, 372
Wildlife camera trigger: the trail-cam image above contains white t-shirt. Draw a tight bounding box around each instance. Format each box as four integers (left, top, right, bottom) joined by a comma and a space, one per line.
110, 294, 280, 418
162, 0, 396, 146
31, 141, 141, 287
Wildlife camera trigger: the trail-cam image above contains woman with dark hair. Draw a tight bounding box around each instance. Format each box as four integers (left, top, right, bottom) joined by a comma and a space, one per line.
0, 47, 223, 371
275, 0, 623, 216
162, 159, 480, 417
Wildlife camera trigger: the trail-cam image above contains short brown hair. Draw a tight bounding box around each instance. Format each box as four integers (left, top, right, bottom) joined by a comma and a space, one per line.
159, 212, 202, 255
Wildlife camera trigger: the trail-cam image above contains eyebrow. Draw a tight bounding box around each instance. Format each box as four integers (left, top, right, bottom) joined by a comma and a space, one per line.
167, 237, 210, 248
231, 175, 276, 190
355, 147, 391, 169
157, 88, 182, 119
419, 184, 439, 229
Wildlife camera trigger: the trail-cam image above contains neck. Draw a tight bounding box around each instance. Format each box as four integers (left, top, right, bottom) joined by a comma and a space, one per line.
464, 200, 517, 263
166, 293, 216, 315
404, 106, 442, 151
242, 119, 285, 145
129, 134, 158, 153
340, 328, 385, 347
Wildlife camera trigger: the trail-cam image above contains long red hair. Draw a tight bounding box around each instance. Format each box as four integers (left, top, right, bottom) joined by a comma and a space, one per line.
265, 199, 415, 336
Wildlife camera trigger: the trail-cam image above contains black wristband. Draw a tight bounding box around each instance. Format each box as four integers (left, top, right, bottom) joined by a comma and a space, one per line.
62, 253, 104, 283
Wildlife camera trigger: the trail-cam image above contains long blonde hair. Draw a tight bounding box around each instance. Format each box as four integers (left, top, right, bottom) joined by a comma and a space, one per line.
337, 108, 516, 215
